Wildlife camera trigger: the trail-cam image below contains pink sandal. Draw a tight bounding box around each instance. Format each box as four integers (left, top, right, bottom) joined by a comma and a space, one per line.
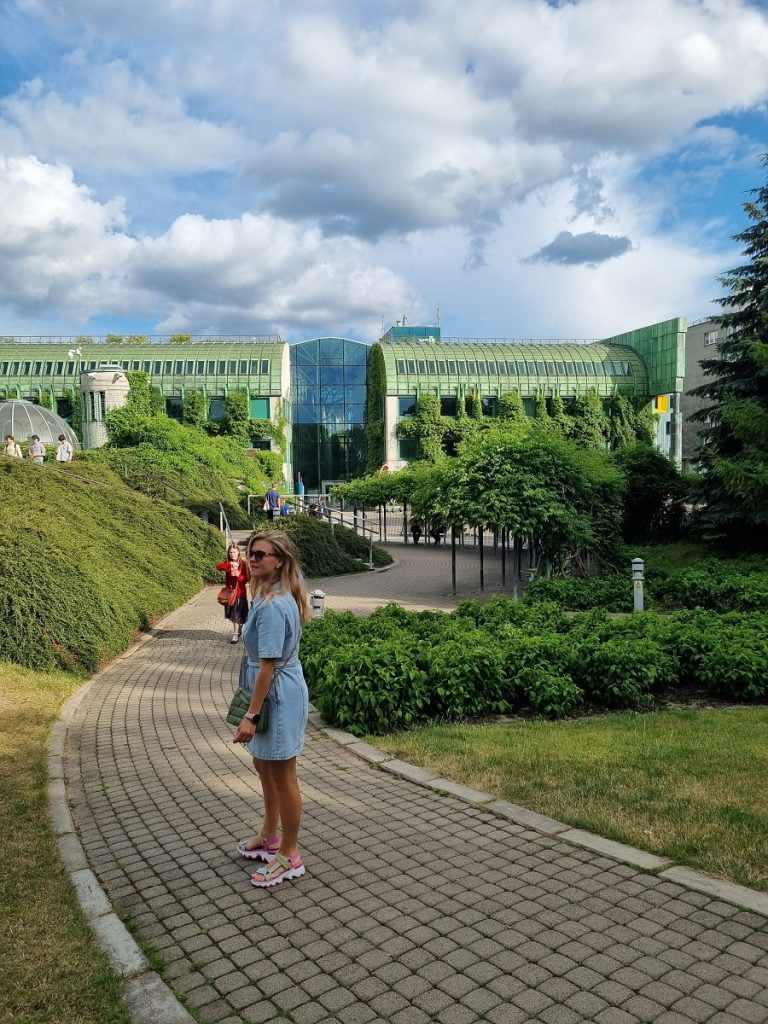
250, 851, 305, 887
237, 834, 280, 861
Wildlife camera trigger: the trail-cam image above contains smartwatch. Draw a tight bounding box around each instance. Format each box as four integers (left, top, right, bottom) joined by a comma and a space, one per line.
244, 712, 260, 725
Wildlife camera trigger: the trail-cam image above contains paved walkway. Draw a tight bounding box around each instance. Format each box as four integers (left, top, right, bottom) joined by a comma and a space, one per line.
64, 548, 768, 1024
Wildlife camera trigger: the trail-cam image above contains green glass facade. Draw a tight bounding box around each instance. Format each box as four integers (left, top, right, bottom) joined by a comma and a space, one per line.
290, 338, 367, 489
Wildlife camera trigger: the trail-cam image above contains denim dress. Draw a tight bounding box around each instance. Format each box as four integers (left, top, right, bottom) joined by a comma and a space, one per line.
239, 590, 308, 761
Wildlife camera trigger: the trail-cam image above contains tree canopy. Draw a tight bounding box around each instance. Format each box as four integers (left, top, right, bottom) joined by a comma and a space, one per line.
690, 155, 768, 548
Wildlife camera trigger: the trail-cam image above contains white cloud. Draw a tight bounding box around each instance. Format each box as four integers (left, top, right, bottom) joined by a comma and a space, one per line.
0, 156, 421, 336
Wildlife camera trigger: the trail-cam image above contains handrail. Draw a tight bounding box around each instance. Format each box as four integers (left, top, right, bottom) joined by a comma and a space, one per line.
218, 502, 234, 546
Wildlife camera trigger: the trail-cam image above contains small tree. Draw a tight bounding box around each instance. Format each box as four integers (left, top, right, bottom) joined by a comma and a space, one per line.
365, 344, 386, 472
466, 390, 483, 420
183, 390, 206, 428
570, 389, 608, 450
498, 389, 525, 422
222, 392, 251, 442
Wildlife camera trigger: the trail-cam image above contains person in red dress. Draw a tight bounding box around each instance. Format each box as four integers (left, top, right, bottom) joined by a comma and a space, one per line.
217, 543, 250, 643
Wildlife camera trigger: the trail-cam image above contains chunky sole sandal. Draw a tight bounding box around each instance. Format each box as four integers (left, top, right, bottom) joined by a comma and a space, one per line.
251, 851, 305, 888
237, 834, 280, 861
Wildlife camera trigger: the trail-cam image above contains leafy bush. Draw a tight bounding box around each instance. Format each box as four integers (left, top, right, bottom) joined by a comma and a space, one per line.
275, 516, 393, 577
524, 575, 635, 612
425, 632, 510, 718
572, 636, 677, 709
697, 636, 768, 701
0, 460, 222, 672
517, 668, 583, 718
311, 639, 428, 735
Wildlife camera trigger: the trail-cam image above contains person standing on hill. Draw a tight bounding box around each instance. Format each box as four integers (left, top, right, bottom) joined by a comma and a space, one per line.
55, 434, 73, 462
265, 482, 281, 521
3, 435, 22, 458
28, 435, 46, 465
217, 543, 250, 643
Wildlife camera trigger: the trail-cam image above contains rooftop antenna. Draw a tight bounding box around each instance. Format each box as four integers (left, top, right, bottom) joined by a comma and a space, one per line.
435, 305, 440, 328
402, 314, 407, 326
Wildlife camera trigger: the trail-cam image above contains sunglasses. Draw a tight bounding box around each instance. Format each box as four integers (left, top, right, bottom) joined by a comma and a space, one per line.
248, 549, 277, 561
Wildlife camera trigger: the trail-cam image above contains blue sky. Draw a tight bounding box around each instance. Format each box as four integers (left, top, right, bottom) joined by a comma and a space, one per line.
1, 0, 767, 343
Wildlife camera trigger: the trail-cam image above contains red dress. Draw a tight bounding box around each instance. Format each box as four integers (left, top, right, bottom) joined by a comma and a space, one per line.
216, 560, 250, 624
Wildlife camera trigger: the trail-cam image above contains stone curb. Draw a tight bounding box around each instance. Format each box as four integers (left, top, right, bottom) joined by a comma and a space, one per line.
317, 721, 768, 918
47, 607, 198, 1024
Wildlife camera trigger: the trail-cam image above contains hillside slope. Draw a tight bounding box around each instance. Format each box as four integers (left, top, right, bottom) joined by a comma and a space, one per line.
0, 459, 223, 672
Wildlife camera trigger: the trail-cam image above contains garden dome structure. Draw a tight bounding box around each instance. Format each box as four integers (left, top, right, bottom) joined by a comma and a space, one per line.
0, 400, 80, 448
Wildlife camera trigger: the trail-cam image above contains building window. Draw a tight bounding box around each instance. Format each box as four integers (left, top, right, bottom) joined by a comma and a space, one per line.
398, 396, 417, 417
555, 361, 565, 374
438, 361, 446, 373
546, 361, 555, 374
228, 360, 237, 373
467, 361, 476, 373
218, 360, 226, 373
407, 360, 416, 373
417, 360, 426, 373
166, 396, 183, 420
261, 360, 270, 373
33, 361, 42, 373
704, 330, 719, 346
21, 362, 30, 373
447, 360, 456, 373
196, 360, 204, 373
208, 398, 226, 421
0, 363, 6, 374
250, 360, 259, 373
481, 396, 498, 417
239, 360, 247, 373
185, 360, 194, 373
536, 361, 546, 374
153, 361, 161, 373
174, 361, 183, 373
396, 360, 406, 373
526, 361, 536, 374
207, 360, 216, 373
565, 361, 574, 374
440, 395, 458, 416
476, 360, 486, 373
44, 362, 53, 373
457, 361, 466, 373
250, 397, 270, 419
399, 438, 419, 461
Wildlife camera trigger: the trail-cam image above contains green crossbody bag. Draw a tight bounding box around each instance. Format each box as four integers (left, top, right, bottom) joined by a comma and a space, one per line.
226, 637, 298, 731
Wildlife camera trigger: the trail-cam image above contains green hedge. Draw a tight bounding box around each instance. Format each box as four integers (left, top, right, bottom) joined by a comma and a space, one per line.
523, 561, 768, 613
0, 460, 222, 672
270, 516, 393, 577
303, 598, 768, 735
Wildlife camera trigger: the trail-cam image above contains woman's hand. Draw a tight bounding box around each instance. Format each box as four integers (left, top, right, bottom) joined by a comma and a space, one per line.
233, 719, 256, 744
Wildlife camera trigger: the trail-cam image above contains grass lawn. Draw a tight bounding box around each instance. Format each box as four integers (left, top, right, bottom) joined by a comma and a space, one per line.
373, 707, 768, 892
0, 662, 130, 1024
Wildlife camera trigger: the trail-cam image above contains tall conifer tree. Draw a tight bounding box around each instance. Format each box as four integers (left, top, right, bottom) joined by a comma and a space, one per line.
690, 156, 768, 546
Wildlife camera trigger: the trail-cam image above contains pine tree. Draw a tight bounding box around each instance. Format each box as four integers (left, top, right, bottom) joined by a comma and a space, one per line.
690, 156, 768, 547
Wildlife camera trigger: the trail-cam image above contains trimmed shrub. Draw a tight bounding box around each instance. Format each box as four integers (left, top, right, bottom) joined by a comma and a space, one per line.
0, 459, 222, 672
524, 575, 634, 612
274, 516, 393, 577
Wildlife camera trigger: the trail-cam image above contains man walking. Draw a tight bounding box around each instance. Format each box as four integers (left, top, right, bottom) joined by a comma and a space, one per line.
265, 481, 281, 521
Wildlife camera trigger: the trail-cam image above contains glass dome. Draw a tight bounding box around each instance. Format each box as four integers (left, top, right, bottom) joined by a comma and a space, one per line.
0, 400, 80, 447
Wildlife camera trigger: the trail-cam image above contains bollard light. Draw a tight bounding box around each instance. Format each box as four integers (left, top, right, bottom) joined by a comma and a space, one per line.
310, 589, 326, 618
631, 558, 645, 613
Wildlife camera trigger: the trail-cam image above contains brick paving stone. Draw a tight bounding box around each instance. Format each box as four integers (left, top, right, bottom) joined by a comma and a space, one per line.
63, 577, 768, 1024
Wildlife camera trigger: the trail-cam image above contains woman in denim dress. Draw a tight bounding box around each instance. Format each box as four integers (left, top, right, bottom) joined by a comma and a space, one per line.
232, 531, 311, 887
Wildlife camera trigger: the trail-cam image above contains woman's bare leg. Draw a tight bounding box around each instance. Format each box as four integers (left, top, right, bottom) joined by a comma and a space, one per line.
252, 757, 280, 836
268, 758, 301, 855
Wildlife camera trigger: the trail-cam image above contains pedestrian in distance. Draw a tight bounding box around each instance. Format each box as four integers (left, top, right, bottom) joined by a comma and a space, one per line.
216, 543, 250, 643
410, 518, 422, 544
28, 435, 46, 465
55, 434, 73, 462
265, 481, 281, 521
233, 530, 311, 888
3, 434, 22, 458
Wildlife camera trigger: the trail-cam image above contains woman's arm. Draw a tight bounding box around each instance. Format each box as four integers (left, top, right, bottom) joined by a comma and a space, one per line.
232, 657, 277, 743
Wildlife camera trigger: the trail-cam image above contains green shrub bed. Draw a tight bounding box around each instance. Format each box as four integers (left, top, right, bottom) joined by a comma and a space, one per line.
302, 598, 768, 735
524, 560, 768, 614
0, 460, 223, 672
272, 515, 393, 577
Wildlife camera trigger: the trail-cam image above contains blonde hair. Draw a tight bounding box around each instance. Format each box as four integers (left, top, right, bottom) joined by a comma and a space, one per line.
247, 530, 311, 624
